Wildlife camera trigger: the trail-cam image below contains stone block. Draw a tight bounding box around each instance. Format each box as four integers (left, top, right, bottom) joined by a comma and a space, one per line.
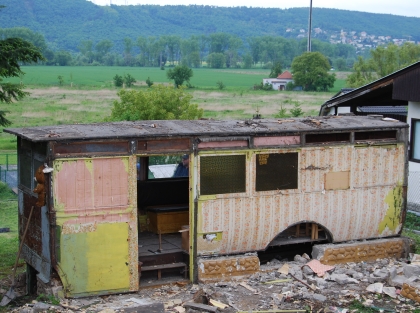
197, 255, 259, 282
312, 238, 411, 265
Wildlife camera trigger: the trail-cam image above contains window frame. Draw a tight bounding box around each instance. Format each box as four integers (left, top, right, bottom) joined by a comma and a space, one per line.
410, 118, 420, 163
255, 152, 299, 192
199, 153, 247, 196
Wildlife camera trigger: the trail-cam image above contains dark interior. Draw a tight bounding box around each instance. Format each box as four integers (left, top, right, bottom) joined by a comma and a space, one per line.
137, 178, 189, 209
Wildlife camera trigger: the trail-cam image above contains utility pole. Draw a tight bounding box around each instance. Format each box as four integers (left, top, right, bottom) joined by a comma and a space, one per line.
307, 0, 313, 52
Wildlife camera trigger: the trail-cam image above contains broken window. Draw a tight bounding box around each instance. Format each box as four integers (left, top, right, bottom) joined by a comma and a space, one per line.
19, 150, 32, 189
200, 155, 246, 195
355, 130, 397, 141
306, 133, 350, 144
137, 155, 188, 180
255, 153, 298, 191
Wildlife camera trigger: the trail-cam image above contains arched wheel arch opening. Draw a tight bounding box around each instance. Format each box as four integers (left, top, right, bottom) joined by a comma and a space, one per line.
257, 221, 333, 264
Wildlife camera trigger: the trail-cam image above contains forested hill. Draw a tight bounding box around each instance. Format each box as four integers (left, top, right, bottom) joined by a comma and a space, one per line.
1, 0, 420, 52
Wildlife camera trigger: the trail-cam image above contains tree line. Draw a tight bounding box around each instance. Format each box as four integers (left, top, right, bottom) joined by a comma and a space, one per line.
0, 27, 356, 70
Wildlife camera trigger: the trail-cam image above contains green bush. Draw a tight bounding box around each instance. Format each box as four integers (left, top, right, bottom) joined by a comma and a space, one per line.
124, 73, 136, 87
113, 74, 123, 87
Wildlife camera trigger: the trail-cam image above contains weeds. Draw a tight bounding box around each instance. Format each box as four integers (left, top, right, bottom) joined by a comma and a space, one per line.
36, 294, 60, 305
349, 300, 379, 312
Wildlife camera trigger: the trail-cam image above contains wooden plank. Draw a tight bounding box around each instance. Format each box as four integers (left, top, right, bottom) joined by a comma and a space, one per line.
183, 302, 218, 313
141, 262, 186, 271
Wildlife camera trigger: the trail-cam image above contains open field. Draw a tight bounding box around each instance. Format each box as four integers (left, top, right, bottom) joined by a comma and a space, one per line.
0, 66, 347, 149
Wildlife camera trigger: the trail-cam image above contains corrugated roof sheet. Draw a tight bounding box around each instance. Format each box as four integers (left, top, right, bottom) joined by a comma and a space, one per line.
358, 106, 408, 114
4, 116, 407, 142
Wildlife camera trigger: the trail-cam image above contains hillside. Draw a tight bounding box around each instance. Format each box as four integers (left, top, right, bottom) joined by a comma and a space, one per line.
1, 0, 420, 52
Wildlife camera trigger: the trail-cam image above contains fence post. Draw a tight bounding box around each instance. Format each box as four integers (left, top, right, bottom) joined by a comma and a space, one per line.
6, 154, 8, 171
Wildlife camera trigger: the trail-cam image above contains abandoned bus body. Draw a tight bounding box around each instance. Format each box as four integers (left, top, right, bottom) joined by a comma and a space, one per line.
5, 116, 408, 297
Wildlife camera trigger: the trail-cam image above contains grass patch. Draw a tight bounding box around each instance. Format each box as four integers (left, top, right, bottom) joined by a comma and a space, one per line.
349, 300, 379, 312
0, 182, 19, 280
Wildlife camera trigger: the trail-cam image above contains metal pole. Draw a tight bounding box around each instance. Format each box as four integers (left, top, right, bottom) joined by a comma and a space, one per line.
307, 0, 313, 52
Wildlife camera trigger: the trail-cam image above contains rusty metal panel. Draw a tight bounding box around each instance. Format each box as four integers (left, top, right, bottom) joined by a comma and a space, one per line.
198, 140, 248, 149
254, 136, 300, 146
53, 157, 138, 297
54, 141, 129, 155
21, 193, 51, 282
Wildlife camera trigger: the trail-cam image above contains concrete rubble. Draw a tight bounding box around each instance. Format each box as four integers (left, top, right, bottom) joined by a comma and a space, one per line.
2, 254, 420, 312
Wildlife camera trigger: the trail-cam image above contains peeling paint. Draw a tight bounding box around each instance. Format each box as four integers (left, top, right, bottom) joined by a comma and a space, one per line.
379, 183, 403, 234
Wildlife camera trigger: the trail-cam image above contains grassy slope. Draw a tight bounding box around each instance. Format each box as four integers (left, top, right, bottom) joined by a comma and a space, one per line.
0, 183, 19, 280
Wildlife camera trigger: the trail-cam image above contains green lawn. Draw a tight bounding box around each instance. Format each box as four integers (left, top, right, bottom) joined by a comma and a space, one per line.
12, 66, 346, 91
0, 183, 19, 281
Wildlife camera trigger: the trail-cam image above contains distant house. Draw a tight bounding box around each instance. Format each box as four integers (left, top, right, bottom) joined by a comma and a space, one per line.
262, 70, 293, 91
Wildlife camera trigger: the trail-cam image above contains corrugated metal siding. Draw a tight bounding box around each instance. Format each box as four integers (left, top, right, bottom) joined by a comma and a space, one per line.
197, 145, 405, 256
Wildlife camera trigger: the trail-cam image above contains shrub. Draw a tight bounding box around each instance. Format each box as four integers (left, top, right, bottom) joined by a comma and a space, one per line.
145, 77, 153, 87
113, 74, 123, 87
124, 73, 136, 87
216, 81, 225, 90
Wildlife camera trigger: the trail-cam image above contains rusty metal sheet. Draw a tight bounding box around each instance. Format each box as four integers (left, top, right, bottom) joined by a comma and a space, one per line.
54, 141, 129, 155
21, 193, 51, 282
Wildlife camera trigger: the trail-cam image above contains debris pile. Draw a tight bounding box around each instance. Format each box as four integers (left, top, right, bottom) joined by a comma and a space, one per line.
2, 254, 420, 312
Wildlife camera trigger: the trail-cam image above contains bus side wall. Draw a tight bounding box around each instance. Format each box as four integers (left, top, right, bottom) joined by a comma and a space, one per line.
52, 156, 138, 297
196, 144, 406, 256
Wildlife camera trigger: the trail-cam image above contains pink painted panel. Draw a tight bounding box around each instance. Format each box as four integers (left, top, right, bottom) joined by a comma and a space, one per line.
55, 160, 94, 212
55, 158, 129, 213
198, 141, 248, 149
254, 136, 300, 146
93, 158, 129, 208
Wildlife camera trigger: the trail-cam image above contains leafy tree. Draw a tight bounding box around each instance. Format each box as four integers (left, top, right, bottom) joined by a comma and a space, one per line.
124, 74, 136, 87
242, 54, 253, 69
291, 52, 336, 91
346, 56, 375, 88
335, 58, 347, 71
269, 61, 282, 78
95, 39, 113, 63
78, 40, 94, 63
207, 53, 225, 69
108, 85, 203, 121
0, 37, 44, 126
347, 43, 420, 88
145, 77, 154, 87
54, 50, 72, 66
166, 65, 193, 88
113, 74, 123, 87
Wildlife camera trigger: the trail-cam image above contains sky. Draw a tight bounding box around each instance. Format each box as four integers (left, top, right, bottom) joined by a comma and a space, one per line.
88, 0, 420, 18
